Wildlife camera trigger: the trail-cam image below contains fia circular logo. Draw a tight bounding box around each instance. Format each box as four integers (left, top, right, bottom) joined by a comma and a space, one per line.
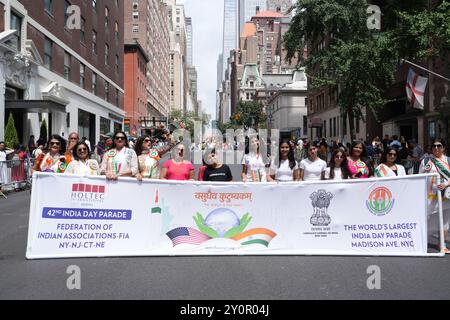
366, 187, 394, 216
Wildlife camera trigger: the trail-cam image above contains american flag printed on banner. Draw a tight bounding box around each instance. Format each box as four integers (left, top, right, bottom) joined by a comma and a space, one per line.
166, 227, 211, 246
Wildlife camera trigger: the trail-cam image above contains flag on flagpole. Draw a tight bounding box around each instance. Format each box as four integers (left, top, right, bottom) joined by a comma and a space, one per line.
406, 68, 428, 110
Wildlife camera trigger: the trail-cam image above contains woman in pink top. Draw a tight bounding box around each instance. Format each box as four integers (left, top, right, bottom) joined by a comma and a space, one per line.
160, 144, 195, 180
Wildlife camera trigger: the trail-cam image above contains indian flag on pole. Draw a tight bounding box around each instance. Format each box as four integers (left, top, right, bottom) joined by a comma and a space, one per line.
231, 228, 277, 247
406, 68, 428, 110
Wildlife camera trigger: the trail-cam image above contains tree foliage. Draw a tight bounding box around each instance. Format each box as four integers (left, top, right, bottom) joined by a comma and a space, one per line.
283, 0, 448, 141
5, 113, 19, 149
39, 119, 48, 143
230, 100, 266, 130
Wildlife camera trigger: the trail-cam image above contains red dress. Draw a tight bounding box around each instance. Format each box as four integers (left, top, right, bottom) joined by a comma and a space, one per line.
11, 151, 27, 182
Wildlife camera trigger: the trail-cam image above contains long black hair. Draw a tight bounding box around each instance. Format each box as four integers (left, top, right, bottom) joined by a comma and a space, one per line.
328, 149, 350, 179
379, 146, 401, 165
134, 135, 150, 156
278, 140, 296, 170
112, 131, 130, 149
245, 135, 260, 155
349, 141, 373, 177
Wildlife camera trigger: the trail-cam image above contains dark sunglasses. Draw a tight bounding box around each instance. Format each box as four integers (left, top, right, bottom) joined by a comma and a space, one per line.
77, 148, 88, 152
115, 136, 126, 140
387, 152, 397, 156
432, 144, 443, 148
144, 139, 151, 142
50, 141, 61, 146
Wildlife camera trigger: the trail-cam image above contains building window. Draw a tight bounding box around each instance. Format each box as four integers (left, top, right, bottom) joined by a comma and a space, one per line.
6, 12, 22, 51
132, 24, 139, 33
80, 17, 86, 43
333, 117, 337, 137
329, 119, 332, 137
115, 22, 119, 41
105, 44, 109, 66
92, 30, 97, 54
80, 63, 85, 88
115, 55, 119, 74
92, 0, 97, 11
100, 117, 111, 134
105, 6, 109, 28
92, 73, 97, 94
44, 0, 53, 15
105, 82, 109, 101
324, 120, 327, 137
44, 37, 53, 70
115, 89, 119, 106
64, 52, 71, 80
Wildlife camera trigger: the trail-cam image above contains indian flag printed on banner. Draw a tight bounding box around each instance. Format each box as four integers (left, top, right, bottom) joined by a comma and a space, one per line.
231, 228, 277, 247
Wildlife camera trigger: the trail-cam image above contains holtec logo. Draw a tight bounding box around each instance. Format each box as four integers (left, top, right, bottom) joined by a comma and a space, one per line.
366, 187, 394, 216
71, 183, 105, 202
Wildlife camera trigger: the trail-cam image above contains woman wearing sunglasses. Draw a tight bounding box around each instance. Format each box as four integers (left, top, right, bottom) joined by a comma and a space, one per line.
64, 142, 100, 175
134, 135, 176, 180
374, 147, 406, 177
100, 131, 139, 180
419, 139, 450, 253
321, 149, 350, 180
32, 134, 68, 173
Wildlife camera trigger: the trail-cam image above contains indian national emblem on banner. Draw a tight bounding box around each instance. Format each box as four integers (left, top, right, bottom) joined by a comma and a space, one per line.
310, 190, 334, 226
366, 187, 394, 216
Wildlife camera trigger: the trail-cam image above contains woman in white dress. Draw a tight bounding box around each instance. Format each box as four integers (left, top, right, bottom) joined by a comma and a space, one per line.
321, 149, 350, 180
65, 142, 100, 175
241, 135, 267, 182
268, 140, 299, 182
419, 138, 450, 253
100, 131, 139, 180
374, 147, 406, 177
299, 142, 327, 181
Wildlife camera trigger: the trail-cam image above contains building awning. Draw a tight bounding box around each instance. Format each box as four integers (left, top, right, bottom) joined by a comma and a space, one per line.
5, 100, 66, 113
309, 117, 322, 128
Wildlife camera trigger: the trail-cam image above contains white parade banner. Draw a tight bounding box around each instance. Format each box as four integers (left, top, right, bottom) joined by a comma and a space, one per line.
26, 173, 437, 259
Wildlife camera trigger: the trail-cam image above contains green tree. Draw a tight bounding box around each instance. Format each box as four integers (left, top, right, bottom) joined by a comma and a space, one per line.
4, 113, 19, 149
230, 100, 266, 130
283, 0, 436, 141
39, 119, 48, 143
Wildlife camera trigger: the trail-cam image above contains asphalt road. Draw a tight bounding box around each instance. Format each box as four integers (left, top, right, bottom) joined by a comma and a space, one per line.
1, 190, 450, 300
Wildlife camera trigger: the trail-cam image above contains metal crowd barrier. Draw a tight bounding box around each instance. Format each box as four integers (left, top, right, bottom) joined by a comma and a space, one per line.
0, 159, 33, 199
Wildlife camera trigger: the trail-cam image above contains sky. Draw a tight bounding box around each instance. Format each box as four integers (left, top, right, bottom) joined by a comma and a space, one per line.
179, 0, 223, 120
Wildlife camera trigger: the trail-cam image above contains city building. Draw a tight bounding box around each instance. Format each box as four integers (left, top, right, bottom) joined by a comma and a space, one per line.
124, 0, 170, 128
266, 0, 293, 14
124, 42, 149, 137
238, 0, 266, 34
0, 0, 124, 145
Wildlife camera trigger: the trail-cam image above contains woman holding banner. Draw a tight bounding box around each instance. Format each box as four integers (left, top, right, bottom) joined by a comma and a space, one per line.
321, 149, 350, 180
299, 142, 327, 181
374, 147, 406, 177
241, 135, 267, 182
32, 135, 68, 173
100, 131, 139, 180
419, 138, 450, 253
64, 142, 100, 175
269, 140, 299, 182
347, 141, 372, 179
160, 143, 195, 181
